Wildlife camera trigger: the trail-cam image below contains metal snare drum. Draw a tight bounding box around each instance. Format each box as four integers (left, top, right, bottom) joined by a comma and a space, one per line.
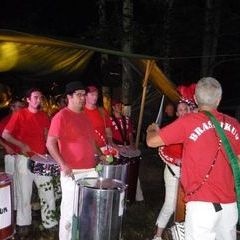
118, 146, 141, 204
28, 154, 60, 176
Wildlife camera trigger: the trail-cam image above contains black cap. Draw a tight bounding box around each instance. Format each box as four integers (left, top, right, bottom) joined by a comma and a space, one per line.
65, 81, 85, 95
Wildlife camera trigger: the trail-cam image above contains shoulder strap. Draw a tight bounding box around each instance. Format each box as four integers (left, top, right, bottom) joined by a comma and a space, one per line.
111, 115, 128, 145
204, 111, 240, 223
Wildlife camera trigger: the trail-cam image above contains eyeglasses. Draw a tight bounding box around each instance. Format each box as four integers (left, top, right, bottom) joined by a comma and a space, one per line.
73, 91, 86, 97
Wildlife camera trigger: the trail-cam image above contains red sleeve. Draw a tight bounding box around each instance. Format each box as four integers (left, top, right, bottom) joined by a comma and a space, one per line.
0, 115, 10, 135
159, 117, 186, 145
5, 111, 20, 134
48, 112, 62, 138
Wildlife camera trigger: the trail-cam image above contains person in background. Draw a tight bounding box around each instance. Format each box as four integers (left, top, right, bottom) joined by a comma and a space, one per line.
46, 81, 104, 240
161, 102, 176, 127
2, 88, 57, 237
147, 77, 240, 240
152, 101, 190, 240
84, 85, 113, 149
0, 99, 25, 210
110, 99, 135, 147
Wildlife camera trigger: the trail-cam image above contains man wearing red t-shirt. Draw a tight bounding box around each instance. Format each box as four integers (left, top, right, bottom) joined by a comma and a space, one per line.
0, 99, 25, 210
84, 85, 113, 148
2, 88, 57, 235
46, 81, 102, 240
147, 77, 240, 240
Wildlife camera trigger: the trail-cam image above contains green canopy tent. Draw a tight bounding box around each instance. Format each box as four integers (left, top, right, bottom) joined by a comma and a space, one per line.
0, 29, 180, 146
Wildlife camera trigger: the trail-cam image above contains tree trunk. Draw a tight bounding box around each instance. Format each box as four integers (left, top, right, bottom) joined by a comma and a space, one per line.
98, 0, 108, 68
122, 0, 133, 105
201, 0, 222, 76
162, 0, 175, 79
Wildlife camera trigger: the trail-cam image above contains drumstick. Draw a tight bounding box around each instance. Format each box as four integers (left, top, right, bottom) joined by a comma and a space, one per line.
32, 151, 49, 160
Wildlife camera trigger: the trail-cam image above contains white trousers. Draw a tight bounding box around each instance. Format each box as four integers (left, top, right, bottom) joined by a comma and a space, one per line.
156, 164, 180, 228
185, 201, 238, 240
59, 169, 98, 240
15, 155, 58, 228
4, 154, 17, 210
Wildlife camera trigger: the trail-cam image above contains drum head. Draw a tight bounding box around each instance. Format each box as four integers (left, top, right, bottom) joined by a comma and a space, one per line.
117, 146, 141, 158
77, 177, 127, 190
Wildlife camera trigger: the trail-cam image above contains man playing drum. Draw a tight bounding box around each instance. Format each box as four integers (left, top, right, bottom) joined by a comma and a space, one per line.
147, 77, 240, 240
46, 81, 104, 240
2, 88, 58, 236
109, 99, 144, 202
0, 99, 25, 211
110, 99, 135, 147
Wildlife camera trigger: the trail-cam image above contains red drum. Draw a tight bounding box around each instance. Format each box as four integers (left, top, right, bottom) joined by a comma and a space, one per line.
28, 154, 60, 176
118, 146, 141, 204
0, 172, 14, 240
174, 184, 186, 222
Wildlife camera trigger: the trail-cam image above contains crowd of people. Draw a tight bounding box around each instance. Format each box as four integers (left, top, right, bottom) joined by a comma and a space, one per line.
0, 81, 140, 239
0, 77, 239, 240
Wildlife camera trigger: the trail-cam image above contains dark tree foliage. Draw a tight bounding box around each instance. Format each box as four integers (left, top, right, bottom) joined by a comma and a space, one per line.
1, 0, 240, 102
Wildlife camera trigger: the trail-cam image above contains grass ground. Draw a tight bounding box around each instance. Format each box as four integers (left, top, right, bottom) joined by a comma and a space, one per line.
1, 147, 239, 240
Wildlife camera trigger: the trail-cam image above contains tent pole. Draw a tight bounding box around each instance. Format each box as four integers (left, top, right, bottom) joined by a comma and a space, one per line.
135, 60, 154, 149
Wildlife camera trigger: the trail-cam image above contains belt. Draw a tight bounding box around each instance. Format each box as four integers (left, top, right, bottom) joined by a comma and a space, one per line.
213, 203, 222, 212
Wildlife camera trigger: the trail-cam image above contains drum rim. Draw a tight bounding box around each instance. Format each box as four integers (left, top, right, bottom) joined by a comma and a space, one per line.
76, 177, 127, 190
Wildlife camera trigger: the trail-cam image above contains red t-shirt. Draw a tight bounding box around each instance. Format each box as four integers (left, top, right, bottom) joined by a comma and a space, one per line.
110, 116, 133, 145
84, 107, 111, 147
5, 108, 50, 156
159, 110, 240, 203
0, 114, 19, 153
48, 108, 96, 169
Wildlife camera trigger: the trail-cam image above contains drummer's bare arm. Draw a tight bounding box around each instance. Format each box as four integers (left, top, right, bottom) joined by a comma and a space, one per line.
0, 138, 15, 154
2, 129, 31, 154
128, 133, 136, 149
94, 143, 106, 162
46, 135, 72, 176
146, 123, 165, 148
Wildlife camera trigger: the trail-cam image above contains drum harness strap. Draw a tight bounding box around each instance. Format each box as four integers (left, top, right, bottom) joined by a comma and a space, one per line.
167, 164, 177, 177
204, 111, 240, 221
111, 114, 129, 146
97, 107, 108, 146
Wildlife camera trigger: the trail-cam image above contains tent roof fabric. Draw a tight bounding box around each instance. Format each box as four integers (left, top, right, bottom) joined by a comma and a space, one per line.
0, 29, 180, 101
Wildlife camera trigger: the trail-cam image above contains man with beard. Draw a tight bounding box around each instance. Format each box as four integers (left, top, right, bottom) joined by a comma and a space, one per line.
46, 82, 102, 240
2, 88, 57, 236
